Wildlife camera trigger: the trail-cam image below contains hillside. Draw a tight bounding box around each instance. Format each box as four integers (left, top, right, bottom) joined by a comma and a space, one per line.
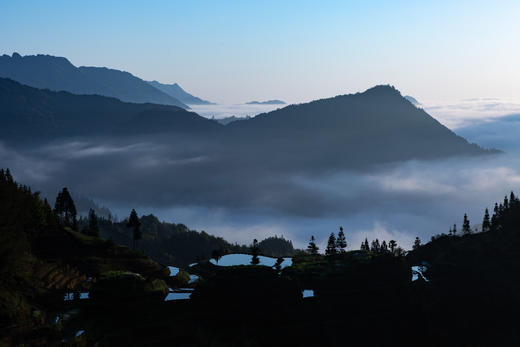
148, 80, 213, 105
227, 85, 495, 170
0, 170, 170, 344
0, 53, 187, 108
0, 78, 220, 143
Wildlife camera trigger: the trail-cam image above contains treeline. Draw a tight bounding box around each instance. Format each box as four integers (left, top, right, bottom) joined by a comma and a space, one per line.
426, 192, 520, 242
304, 226, 406, 258
90, 214, 244, 267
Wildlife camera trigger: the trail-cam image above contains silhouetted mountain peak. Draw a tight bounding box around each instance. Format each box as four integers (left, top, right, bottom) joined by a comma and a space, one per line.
11, 52, 22, 59
361, 84, 401, 97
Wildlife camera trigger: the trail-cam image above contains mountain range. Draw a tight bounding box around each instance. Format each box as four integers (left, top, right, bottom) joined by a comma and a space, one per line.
0, 77, 495, 170
0, 53, 190, 108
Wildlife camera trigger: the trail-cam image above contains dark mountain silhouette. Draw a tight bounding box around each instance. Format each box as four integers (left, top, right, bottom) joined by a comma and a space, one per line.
245, 99, 285, 105
0, 80, 494, 175
148, 80, 213, 105
225, 86, 495, 171
0, 78, 219, 143
0, 53, 187, 108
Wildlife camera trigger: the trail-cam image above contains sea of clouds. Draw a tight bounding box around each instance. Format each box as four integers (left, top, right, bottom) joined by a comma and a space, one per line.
2, 97, 520, 251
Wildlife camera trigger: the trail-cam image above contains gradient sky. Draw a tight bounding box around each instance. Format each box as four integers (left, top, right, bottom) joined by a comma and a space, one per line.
1, 0, 519, 104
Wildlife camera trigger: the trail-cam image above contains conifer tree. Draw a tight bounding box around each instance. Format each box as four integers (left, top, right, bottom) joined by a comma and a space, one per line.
54, 187, 77, 230
274, 257, 284, 272
380, 240, 388, 253
325, 233, 337, 256
363, 238, 370, 251
307, 235, 319, 255
452, 224, 457, 235
389, 240, 397, 254
87, 208, 99, 237
370, 239, 380, 253
413, 237, 421, 250
482, 208, 491, 232
462, 214, 471, 235
510, 192, 517, 208
336, 227, 347, 253
126, 209, 142, 250
250, 239, 260, 265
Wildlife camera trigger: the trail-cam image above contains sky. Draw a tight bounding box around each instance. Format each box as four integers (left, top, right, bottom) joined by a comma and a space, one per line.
1, 0, 519, 104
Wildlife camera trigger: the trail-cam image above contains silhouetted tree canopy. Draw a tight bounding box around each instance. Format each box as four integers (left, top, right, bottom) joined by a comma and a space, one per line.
325, 233, 337, 256
462, 214, 471, 235
126, 209, 142, 250
307, 235, 319, 255
54, 187, 77, 230
336, 227, 347, 253
251, 239, 260, 265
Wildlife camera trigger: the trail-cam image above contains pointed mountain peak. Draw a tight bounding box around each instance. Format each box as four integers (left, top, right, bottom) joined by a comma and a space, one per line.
361, 84, 402, 97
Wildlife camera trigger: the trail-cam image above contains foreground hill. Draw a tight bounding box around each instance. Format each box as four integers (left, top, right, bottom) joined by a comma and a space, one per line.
148, 80, 213, 105
0, 78, 220, 143
0, 53, 187, 108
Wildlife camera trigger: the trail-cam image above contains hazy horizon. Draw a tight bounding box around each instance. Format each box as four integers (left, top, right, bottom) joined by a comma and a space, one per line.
2, 1, 519, 105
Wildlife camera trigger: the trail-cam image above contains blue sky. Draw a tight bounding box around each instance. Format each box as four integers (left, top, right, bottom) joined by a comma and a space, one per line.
1, 0, 519, 104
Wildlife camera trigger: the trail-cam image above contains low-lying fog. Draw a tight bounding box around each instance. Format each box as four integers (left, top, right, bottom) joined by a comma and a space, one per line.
3, 99, 520, 250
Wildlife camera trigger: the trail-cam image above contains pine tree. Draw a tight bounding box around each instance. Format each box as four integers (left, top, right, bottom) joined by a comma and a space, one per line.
389, 240, 397, 254
87, 208, 99, 237
126, 209, 142, 250
336, 227, 347, 253
462, 214, 471, 235
54, 187, 77, 230
370, 239, 380, 253
307, 235, 319, 255
325, 233, 337, 256
250, 239, 260, 265
274, 257, 284, 272
413, 237, 421, 250
482, 208, 490, 232
363, 238, 370, 251
380, 240, 388, 253
452, 224, 457, 235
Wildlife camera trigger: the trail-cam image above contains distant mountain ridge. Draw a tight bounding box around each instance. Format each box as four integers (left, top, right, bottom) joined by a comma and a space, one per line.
0, 53, 188, 108
0, 77, 219, 142
147, 80, 213, 105
246, 100, 285, 105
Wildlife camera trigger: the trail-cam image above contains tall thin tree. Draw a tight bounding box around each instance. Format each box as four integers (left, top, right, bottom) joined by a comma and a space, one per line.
482, 208, 491, 232
126, 209, 142, 250
462, 214, 471, 235
336, 226, 347, 253
325, 233, 337, 256
307, 235, 319, 255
